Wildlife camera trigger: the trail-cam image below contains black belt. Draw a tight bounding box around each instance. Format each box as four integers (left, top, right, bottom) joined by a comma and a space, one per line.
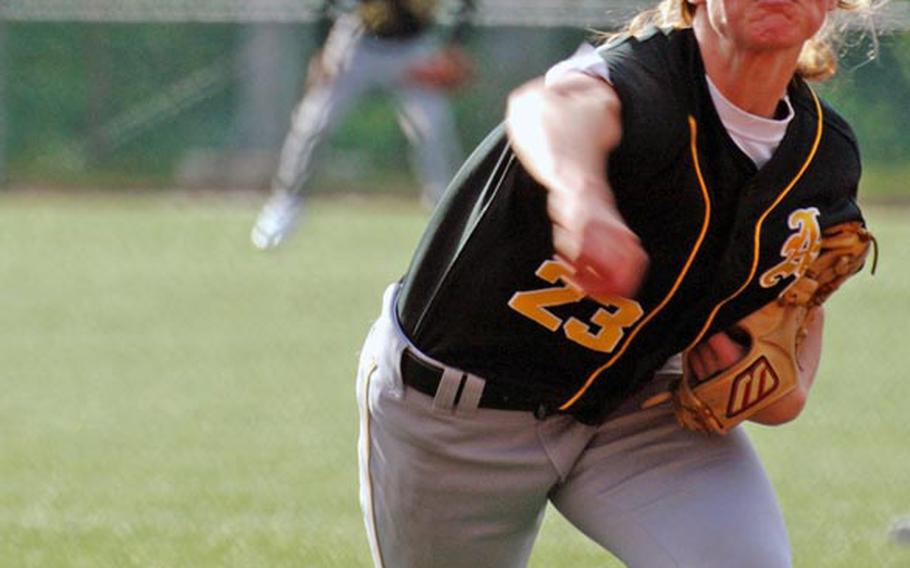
400, 349, 551, 418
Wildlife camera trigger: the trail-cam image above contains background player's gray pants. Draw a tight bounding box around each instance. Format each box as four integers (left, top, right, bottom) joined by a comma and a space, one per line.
273, 20, 463, 204
356, 284, 792, 568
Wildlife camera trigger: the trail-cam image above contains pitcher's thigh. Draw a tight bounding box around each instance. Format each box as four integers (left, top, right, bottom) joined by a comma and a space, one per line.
358, 371, 552, 567
551, 412, 790, 568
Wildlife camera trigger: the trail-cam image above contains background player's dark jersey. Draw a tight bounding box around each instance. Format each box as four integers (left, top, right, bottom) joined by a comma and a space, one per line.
321, 0, 474, 41
396, 27, 864, 425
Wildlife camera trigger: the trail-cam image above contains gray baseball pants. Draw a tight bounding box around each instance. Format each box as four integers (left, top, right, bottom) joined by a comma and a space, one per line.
356, 284, 791, 567
273, 17, 463, 204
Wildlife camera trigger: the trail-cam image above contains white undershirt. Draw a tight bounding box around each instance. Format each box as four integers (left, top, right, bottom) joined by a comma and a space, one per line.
545, 44, 794, 168
704, 75, 793, 168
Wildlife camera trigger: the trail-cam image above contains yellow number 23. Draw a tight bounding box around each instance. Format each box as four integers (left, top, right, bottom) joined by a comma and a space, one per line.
507, 259, 644, 354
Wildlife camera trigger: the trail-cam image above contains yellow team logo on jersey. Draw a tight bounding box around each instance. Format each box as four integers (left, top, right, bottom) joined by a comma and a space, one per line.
760, 207, 822, 290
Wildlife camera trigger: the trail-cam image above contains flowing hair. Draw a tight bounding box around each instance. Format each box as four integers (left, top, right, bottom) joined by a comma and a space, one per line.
604, 0, 881, 81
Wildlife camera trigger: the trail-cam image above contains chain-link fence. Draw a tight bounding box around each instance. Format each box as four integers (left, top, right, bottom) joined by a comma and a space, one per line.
1, 1, 909, 191
0, 0, 648, 26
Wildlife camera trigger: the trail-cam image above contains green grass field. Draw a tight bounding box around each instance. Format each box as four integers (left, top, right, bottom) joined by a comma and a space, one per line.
0, 191, 907, 567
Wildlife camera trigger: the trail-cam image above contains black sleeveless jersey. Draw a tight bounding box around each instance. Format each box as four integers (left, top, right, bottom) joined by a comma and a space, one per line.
396, 27, 865, 425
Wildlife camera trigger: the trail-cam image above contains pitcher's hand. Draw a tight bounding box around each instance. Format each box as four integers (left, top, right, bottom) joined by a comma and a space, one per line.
548, 182, 648, 298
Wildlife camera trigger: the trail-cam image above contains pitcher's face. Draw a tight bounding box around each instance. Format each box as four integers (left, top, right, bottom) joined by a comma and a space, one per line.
692, 0, 836, 50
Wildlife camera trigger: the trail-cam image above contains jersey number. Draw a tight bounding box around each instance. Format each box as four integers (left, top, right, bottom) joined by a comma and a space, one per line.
507, 259, 644, 354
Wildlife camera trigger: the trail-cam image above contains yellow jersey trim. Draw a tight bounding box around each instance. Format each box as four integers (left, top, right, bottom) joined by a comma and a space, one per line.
559, 116, 712, 411
682, 88, 825, 355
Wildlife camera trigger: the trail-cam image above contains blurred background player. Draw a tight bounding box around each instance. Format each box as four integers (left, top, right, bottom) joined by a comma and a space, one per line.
250, 0, 475, 249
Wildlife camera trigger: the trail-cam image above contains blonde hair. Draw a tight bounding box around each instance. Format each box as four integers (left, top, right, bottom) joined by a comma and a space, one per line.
607, 0, 878, 81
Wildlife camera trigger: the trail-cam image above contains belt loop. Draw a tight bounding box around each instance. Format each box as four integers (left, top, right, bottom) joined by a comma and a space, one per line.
433, 368, 464, 411
455, 374, 485, 415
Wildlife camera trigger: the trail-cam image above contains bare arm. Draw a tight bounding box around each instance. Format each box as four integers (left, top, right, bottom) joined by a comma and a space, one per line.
505, 73, 648, 298
750, 307, 824, 425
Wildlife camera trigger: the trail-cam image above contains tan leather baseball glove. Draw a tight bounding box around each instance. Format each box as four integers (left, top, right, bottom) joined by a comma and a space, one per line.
670, 221, 876, 435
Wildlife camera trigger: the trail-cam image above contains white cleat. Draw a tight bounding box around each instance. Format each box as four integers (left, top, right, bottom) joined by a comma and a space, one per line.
250, 193, 304, 250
